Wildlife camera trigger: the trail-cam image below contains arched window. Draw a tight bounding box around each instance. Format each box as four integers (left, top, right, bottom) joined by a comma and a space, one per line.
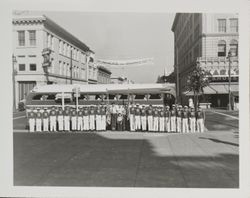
230, 39, 238, 56
218, 40, 226, 57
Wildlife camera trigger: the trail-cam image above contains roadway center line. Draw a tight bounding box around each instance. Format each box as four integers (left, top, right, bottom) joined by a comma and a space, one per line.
13, 116, 26, 120
210, 111, 239, 120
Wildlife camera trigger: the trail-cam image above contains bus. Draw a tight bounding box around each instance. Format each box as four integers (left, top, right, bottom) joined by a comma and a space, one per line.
25, 83, 176, 112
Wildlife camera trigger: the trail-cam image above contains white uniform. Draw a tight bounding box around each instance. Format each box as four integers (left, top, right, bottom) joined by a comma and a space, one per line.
100, 107, 106, 130
159, 110, 165, 132
83, 109, 90, 131
71, 110, 77, 131
58, 110, 64, 131
77, 111, 83, 131
96, 108, 102, 131
170, 109, 176, 132
28, 111, 35, 132
141, 108, 147, 131
89, 108, 95, 130
176, 110, 182, 133
147, 108, 153, 131
153, 109, 159, 132
135, 107, 141, 131
42, 110, 49, 132
182, 110, 189, 133
50, 109, 57, 132
35, 110, 42, 132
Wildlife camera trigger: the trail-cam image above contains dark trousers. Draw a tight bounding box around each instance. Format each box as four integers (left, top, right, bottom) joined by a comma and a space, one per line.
111, 113, 117, 130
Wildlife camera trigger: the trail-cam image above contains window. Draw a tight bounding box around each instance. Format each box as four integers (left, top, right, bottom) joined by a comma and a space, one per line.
19, 64, 25, 71
51, 36, 54, 50
59, 61, 62, 75
230, 40, 238, 56
230, 18, 238, 32
218, 40, 226, 57
29, 64, 36, 71
59, 40, 63, 54
18, 31, 25, 46
64, 43, 67, 55
218, 19, 226, 32
29, 30, 36, 46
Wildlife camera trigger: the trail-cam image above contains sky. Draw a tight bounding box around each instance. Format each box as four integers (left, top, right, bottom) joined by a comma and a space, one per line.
19, 11, 175, 83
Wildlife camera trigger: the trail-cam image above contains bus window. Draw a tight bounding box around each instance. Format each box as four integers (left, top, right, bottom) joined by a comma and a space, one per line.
88, 95, 96, 101
135, 94, 146, 100
95, 94, 102, 100
149, 94, 161, 99
32, 94, 43, 100
108, 94, 116, 100
47, 94, 56, 100
120, 94, 128, 100
79, 94, 87, 100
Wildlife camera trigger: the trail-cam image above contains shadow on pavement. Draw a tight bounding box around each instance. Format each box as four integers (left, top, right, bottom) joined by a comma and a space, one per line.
14, 133, 239, 188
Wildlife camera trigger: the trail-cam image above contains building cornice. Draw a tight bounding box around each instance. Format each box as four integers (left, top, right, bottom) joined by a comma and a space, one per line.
13, 15, 92, 53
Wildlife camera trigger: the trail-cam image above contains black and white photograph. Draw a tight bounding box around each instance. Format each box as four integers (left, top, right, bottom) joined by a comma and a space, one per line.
1, 0, 250, 197
12, 10, 239, 188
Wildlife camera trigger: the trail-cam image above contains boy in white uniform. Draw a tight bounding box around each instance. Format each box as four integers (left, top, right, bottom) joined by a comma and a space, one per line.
64, 107, 70, 132
28, 108, 35, 132
49, 107, 57, 132
42, 108, 49, 132
77, 107, 84, 131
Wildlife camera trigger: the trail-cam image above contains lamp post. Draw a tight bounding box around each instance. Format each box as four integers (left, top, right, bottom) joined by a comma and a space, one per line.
227, 51, 232, 111
12, 55, 17, 111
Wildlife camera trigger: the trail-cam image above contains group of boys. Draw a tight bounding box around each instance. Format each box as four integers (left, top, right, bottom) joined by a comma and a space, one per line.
27, 103, 205, 133
128, 104, 205, 133
27, 105, 107, 132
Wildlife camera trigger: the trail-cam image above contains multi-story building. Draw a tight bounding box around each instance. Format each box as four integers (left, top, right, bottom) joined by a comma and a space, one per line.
171, 13, 239, 108
12, 15, 97, 108
97, 66, 112, 84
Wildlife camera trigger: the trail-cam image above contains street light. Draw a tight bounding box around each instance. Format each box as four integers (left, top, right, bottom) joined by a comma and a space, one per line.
227, 50, 232, 111
12, 55, 17, 111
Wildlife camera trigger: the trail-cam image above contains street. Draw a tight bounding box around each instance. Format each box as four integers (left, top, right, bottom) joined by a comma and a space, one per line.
13, 110, 239, 187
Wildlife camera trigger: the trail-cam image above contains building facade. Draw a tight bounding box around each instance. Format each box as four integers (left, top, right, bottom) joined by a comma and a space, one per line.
12, 15, 97, 108
171, 13, 239, 108
97, 66, 112, 84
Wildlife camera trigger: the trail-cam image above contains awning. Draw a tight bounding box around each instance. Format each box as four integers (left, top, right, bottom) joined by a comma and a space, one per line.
184, 84, 238, 96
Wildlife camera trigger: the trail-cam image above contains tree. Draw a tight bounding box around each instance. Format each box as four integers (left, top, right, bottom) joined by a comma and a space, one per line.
185, 66, 211, 110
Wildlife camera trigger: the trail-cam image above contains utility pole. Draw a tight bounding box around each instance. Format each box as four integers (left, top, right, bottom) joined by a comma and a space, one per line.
228, 51, 232, 110
70, 49, 73, 84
